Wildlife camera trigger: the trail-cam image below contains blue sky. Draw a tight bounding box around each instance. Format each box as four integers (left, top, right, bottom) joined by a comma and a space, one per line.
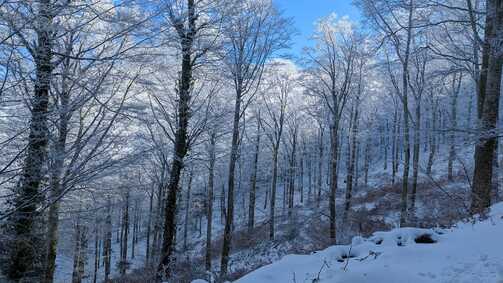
274, 0, 361, 57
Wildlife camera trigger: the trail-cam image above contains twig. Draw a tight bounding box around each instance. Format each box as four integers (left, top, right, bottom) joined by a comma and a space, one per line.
313, 260, 330, 282
358, 250, 382, 262
343, 244, 353, 271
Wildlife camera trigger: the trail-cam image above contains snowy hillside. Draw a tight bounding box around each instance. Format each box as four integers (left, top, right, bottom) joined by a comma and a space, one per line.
228, 203, 503, 283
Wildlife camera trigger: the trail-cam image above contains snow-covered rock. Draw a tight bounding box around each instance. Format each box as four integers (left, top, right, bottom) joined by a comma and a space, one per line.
233, 202, 503, 283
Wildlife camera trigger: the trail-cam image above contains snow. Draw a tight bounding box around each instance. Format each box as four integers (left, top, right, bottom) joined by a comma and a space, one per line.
227, 202, 503, 283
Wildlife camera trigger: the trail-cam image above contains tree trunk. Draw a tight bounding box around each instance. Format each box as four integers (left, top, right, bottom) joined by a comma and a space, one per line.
391, 107, 399, 184
248, 115, 261, 232
409, 99, 421, 220
307, 145, 313, 202
344, 104, 359, 224
329, 122, 339, 242
300, 140, 305, 204
183, 170, 193, 251
72, 222, 88, 283
206, 131, 216, 271
9, 0, 53, 279
364, 126, 372, 187
146, 187, 154, 265
448, 74, 461, 180
269, 146, 280, 239
384, 120, 388, 170
103, 200, 112, 282
220, 86, 242, 278
157, 1, 195, 277
471, 0, 502, 216
426, 98, 438, 176
288, 127, 297, 217
93, 217, 100, 283
120, 191, 129, 276
317, 126, 324, 206
44, 93, 69, 283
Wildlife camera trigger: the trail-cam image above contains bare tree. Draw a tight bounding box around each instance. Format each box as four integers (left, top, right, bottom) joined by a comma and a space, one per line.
219, 1, 291, 277
470, 0, 503, 215
303, 14, 361, 242
155, 0, 223, 279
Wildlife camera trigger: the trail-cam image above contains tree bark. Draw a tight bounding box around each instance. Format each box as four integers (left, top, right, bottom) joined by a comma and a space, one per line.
248, 114, 261, 232
471, 0, 502, 215
329, 122, 339, 242
103, 199, 112, 282
399, 0, 414, 226
448, 73, 461, 180
9, 0, 54, 279
317, 126, 324, 206
220, 86, 242, 278
269, 146, 280, 239
157, 1, 195, 278
426, 98, 438, 176
206, 131, 216, 271
344, 103, 359, 224
409, 98, 421, 219
120, 191, 129, 276
183, 170, 193, 251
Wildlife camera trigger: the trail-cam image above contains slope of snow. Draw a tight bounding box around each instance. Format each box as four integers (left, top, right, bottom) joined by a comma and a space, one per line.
230, 202, 503, 283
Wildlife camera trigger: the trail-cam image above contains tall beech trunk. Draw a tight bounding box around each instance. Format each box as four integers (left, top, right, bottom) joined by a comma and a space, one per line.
384, 120, 389, 170
287, 127, 298, 217
131, 201, 137, 259
9, 0, 54, 279
399, 0, 414, 226
471, 0, 503, 215
93, 217, 100, 283
146, 187, 154, 265
44, 88, 70, 283
448, 73, 461, 180
157, 1, 195, 278
71, 221, 88, 283
103, 200, 112, 281
409, 99, 421, 219
206, 131, 216, 271
183, 170, 193, 251
344, 103, 359, 224
329, 122, 340, 242
220, 85, 242, 277
300, 141, 306, 203
426, 98, 438, 176
364, 125, 372, 186
307, 145, 313, 202
151, 167, 166, 262
317, 126, 324, 206
120, 191, 129, 276
269, 145, 280, 239
248, 115, 261, 232
391, 107, 398, 184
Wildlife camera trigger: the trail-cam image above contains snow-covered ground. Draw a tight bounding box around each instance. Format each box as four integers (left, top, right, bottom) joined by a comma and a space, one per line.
227, 202, 503, 283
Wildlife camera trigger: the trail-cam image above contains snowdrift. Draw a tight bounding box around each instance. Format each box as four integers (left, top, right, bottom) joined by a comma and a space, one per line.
219, 202, 503, 283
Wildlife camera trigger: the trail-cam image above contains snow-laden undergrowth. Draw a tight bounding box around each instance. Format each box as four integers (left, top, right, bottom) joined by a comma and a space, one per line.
194, 202, 503, 283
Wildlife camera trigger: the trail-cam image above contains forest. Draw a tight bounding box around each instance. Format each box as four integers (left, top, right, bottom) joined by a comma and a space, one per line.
0, 0, 502, 282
